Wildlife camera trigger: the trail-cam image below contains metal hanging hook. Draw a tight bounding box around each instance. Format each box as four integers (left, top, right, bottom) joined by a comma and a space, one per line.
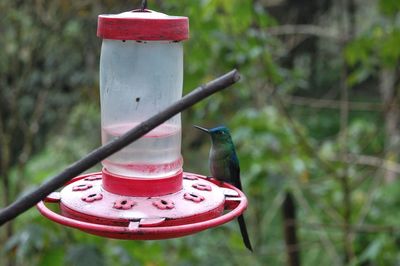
140, 0, 148, 11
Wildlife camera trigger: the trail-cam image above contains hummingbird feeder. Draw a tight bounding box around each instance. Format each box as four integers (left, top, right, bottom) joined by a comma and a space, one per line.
37, 5, 248, 240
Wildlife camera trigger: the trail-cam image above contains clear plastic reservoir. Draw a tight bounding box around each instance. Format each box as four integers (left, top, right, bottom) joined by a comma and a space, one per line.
100, 40, 183, 178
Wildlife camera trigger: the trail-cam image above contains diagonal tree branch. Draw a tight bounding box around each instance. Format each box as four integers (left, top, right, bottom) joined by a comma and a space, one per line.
0, 69, 240, 226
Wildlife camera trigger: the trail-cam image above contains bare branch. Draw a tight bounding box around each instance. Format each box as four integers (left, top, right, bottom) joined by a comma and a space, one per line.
267, 24, 340, 40
331, 153, 400, 175
284, 96, 384, 111
303, 222, 400, 234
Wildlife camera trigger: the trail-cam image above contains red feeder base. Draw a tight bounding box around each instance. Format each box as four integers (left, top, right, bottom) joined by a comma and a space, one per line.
36, 172, 248, 240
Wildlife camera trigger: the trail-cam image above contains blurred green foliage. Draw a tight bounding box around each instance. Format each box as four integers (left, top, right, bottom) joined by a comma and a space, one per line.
1, 0, 400, 265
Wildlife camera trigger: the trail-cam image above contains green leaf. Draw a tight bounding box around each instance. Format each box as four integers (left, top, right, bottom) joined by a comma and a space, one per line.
65, 244, 105, 266
379, 29, 400, 67
379, 0, 400, 16
39, 248, 64, 266
359, 237, 384, 262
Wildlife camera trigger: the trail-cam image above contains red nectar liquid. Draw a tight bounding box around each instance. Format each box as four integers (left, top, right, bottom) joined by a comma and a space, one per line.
102, 123, 182, 178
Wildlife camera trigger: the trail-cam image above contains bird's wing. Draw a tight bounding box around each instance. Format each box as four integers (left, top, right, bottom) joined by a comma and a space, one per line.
229, 152, 243, 191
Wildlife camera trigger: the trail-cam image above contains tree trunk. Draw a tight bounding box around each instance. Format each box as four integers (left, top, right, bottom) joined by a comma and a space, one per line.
282, 192, 301, 266
379, 68, 399, 183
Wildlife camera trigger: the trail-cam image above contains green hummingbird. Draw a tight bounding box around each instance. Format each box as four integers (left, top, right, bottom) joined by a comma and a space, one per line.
194, 125, 253, 252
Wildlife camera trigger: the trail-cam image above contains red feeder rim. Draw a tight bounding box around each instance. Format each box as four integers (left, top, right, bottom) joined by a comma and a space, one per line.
36, 172, 248, 240
97, 9, 189, 41
102, 168, 183, 197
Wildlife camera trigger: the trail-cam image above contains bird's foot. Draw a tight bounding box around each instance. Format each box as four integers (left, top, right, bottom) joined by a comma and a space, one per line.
204, 176, 224, 187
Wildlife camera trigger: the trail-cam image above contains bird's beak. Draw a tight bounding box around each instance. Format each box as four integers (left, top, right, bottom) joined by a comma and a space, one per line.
193, 125, 209, 133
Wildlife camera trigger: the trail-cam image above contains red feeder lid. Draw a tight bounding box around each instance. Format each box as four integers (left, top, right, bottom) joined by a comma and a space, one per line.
97, 9, 189, 41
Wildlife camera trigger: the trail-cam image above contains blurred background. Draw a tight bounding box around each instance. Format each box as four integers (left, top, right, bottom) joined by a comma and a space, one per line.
1, 0, 400, 265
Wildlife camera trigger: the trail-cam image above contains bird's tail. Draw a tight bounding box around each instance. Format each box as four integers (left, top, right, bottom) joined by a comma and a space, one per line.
237, 214, 253, 252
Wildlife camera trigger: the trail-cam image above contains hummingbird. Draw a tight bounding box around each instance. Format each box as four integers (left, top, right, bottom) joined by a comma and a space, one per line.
194, 125, 253, 252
